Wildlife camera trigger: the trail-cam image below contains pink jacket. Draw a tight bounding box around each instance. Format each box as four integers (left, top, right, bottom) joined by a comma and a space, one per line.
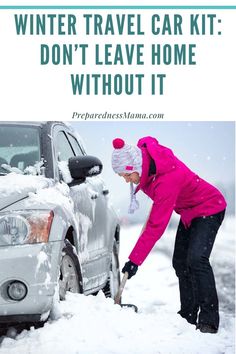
129, 137, 227, 266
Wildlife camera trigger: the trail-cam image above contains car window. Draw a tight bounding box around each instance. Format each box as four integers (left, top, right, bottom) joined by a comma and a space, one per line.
0, 125, 40, 174
55, 131, 75, 161
67, 134, 84, 156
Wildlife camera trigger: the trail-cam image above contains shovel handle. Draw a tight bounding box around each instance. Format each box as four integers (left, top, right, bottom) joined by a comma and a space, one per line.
114, 272, 129, 305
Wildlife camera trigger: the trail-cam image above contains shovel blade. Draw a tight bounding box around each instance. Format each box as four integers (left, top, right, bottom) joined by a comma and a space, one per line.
120, 303, 138, 313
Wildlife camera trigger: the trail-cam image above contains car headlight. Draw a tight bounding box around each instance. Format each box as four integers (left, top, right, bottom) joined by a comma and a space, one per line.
0, 210, 54, 246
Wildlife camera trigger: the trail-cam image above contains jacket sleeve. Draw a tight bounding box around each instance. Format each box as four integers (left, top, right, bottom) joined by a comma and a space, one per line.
129, 179, 179, 266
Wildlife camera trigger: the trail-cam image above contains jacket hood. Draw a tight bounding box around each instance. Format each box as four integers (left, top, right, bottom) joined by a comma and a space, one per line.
0, 173, 50, 211
137, 136, 176, 175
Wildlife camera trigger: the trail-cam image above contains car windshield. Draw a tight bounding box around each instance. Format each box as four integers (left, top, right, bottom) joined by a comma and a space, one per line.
0, 125, 41, 175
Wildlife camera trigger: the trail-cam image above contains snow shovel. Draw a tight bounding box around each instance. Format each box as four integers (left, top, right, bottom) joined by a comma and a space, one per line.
114, 272, 138, 313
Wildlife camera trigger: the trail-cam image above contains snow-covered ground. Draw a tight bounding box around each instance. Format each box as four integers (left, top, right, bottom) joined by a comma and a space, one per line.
0, 217, 235, 354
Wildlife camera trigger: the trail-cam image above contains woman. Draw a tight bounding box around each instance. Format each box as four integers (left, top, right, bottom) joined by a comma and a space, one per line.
111, 137, 226, 334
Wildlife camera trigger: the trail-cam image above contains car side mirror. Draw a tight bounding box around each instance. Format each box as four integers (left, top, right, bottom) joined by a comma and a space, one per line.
68, 155, 103, 184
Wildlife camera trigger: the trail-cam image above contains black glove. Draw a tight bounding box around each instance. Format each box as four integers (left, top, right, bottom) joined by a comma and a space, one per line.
122, 260, 138, 279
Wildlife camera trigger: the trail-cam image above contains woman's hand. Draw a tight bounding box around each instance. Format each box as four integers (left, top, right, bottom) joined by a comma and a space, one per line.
122, 260, 138, 279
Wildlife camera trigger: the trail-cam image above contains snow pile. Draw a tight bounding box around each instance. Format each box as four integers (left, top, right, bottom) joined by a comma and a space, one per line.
0, 219, 234, 354
0, 173, 75, 216
0, 173, 49, 197
26, 182, 74, 215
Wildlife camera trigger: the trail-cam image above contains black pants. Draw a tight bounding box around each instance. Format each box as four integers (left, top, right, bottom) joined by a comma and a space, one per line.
172, 210, 225, 329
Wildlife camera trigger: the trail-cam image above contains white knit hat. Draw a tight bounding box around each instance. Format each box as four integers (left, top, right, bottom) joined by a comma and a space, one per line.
112, 138, 142, 214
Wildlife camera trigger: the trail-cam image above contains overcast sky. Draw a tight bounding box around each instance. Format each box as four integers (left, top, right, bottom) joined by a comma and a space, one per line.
71, 121, 235, 215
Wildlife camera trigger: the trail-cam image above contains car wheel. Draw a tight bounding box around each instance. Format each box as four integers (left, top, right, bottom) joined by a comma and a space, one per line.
103, 241, 121, 300
59, 240, 83, 300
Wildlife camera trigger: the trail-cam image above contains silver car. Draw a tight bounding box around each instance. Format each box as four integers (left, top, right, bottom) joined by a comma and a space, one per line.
0, 121, 120, 326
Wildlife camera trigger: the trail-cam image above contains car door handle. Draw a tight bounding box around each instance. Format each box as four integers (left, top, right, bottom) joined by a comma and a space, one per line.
102, 189, 109, 196
91, 194, 98, 200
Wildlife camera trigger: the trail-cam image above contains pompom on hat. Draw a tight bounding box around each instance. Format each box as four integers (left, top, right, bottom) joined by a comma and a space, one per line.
112, 138, 142, 214
112, 138, 125, 149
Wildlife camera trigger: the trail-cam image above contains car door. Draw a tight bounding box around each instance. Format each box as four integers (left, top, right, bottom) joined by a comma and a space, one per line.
66, 133, 111, 289
53, 126, 110, 292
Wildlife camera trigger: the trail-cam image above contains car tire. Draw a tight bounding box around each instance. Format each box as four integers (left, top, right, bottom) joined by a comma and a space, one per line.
103, 240, 121, 300
59, 239, 83, 301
